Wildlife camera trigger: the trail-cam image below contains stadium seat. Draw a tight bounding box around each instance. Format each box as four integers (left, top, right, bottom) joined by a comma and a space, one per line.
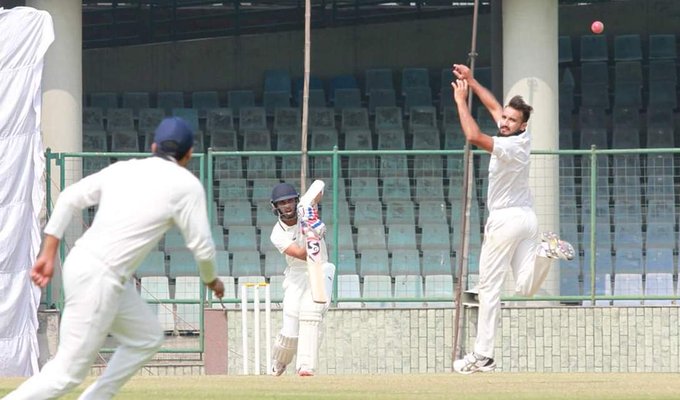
394, 275, 424, 301
377, 128, 406, 150
379, 155, 409, 178
420, 223, 450, 252
644, 247, 674, 274
559, 262, 580, 298
263, 251, 286, 277
385, 201, 416, 225
403, 87, 433, 113
359, 249, 390, 276
137, 250, 166, 278
648, 34, 677, 60
381, 177, 411, 203
614, 34, 642, 61
614, 247, 643, 274
401, 67, 430, 92
336, 249, 358, 275
222, 201, 253, 227
646, 107, 674, 148
368, 88, 397, 114
612, 273, 643, 306
122, 91, 150, 116
356, 225, 387, 251
263, 90, 291, 117
365, 68, 394, 93
421, 249, 453, 276
217, 178, 248, 206
424, 275, 454, 306
140, 275, 174, 332
89, 92, 118, 113
349, 177, 380, 204
390, 249, 420, 276
138, 108, 166, 145
362, 275, 393, 308
333, 88, 362, 113
353, 200, 383, 227
648, 80, 678, 108
164, 228, 188, 252
191, 91, 219, 117
582, 272, 610, 306
643, 273, 674, 305
341, 107, 369, 133
413, 154, 443, 178
231, 250, 262, 277
227, 226, 257, 252
580, 34, 608, 62
414, 177, 445, 203
83, 108, 108, 152
336, 274, 361, 308
325, 224, 355, 252
320, 199, 351, 226
558, 35, 573, 64
386, 224, 417, 252
227, 90, 255, 116
417, 200, 448, 227
374, 106, 403, 132
268, 275, 285, 302
157, 91, 184, 115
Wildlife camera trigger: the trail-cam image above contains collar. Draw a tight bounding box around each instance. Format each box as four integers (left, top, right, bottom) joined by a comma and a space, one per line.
153, 152, 178, 163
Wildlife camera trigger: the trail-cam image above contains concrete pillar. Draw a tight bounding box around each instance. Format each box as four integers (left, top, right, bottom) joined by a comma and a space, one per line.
503, 0, 560, 297
27, 0, 82, 303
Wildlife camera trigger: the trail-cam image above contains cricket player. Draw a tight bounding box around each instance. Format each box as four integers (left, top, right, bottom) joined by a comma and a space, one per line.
269, 181, 335, 376
450, 64, 575, 374
3, 117, 225, 399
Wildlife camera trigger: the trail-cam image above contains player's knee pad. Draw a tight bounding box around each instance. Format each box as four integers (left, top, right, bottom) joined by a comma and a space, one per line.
296, 308, 324, 373
272, 333, 298, 366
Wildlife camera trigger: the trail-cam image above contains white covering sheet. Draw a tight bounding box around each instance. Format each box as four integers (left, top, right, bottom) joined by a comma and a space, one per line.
0, 6, 54, 377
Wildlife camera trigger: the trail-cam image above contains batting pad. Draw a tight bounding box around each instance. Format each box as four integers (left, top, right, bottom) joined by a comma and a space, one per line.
272, 334, 298, 366
296, 307, 324, 373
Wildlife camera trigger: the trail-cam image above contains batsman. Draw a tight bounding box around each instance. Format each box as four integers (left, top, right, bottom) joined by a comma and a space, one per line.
269, 180, 335, 376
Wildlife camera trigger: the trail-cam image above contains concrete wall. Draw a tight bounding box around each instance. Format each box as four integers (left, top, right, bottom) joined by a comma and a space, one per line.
83, 0, 680, 96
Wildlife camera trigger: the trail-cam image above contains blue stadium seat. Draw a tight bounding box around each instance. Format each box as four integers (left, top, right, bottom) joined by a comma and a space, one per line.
414, 177, 445, 203
231, 250, 262, 277
387, 224, 417, 251
122, 92, 150, 116
353, 200, 383, 227
390, 249, 420, 276
191, 91, 219, 117
420, 223, 450, 252
350, 177, 379, 204
264, 69, 292, 95
157, 91, 184, 115
421, 249, 453, 276
222, 201, 253, 227
227, 226, 257, 252
649, 34, 676, 60
418, 200, 448, 227
394, 275, 423, 300
385, 201, 416, 225
356, 225, 387, 251
614, 34, 642, 61
263, 91, 291, 117
645, 247, 674, 274
580, 34, 608, 62
382, 177, 411, 203
365, 68, 394, 93
227, 90, 255, 116
359, 249, 390, 276
379, 155, 408, 178
336, 249, 358, 275
333, 88, 362, 113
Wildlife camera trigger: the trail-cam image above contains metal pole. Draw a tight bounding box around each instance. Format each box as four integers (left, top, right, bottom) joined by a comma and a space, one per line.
452, 0, 481, 363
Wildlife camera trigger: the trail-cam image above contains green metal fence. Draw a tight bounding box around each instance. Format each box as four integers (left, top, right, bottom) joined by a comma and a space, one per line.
43, 147, 680, 349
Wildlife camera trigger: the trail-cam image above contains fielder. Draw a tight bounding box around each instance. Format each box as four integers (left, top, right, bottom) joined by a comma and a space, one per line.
269, 181, 335, 376
450, 64, 575, 374
3, 117, 225, 399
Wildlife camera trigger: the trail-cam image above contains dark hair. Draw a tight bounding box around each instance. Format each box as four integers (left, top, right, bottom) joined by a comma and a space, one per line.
157, 140, 189, 160
507, 95, 533, 123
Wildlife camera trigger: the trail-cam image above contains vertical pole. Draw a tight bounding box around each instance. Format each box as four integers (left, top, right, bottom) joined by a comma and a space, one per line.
300, 0, 312, 193
253, 285, 261, 375
241, 284, 248, 375
452, 0, 481, 363
265, 284, 272, 375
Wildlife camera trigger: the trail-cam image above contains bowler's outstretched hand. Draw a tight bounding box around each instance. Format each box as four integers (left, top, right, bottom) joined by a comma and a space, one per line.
452, 64, 472, 81
452, 79, 469, 105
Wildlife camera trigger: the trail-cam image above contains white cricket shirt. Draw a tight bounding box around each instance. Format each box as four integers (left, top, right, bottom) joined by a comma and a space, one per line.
270, 219, 308, 271
487, 131, 533, 212
45, 156, 217, 283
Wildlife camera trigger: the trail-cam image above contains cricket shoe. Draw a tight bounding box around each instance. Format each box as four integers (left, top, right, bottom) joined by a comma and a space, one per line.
272, 361, 287, 376
453, 352, 496, 375
297, 368, 314, 377
541, 232, 575, 261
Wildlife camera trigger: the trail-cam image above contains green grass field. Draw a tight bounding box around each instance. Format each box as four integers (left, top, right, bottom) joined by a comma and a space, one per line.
2, 373, 680, 399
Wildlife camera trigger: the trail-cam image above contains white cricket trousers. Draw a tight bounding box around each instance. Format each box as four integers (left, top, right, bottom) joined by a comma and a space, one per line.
3, 247, 163, 400
474, 207, 552, 358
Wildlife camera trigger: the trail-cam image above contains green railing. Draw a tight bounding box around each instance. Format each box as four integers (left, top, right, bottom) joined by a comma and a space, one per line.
44, 147, 680, 350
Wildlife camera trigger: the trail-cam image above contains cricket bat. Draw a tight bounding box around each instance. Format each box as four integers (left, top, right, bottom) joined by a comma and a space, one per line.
298, 179, 329, 304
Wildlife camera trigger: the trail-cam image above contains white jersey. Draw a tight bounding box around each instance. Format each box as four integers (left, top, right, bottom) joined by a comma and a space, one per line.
487, 131, 533, 212
270, 219, 308, 271
44, 156, 217, 283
